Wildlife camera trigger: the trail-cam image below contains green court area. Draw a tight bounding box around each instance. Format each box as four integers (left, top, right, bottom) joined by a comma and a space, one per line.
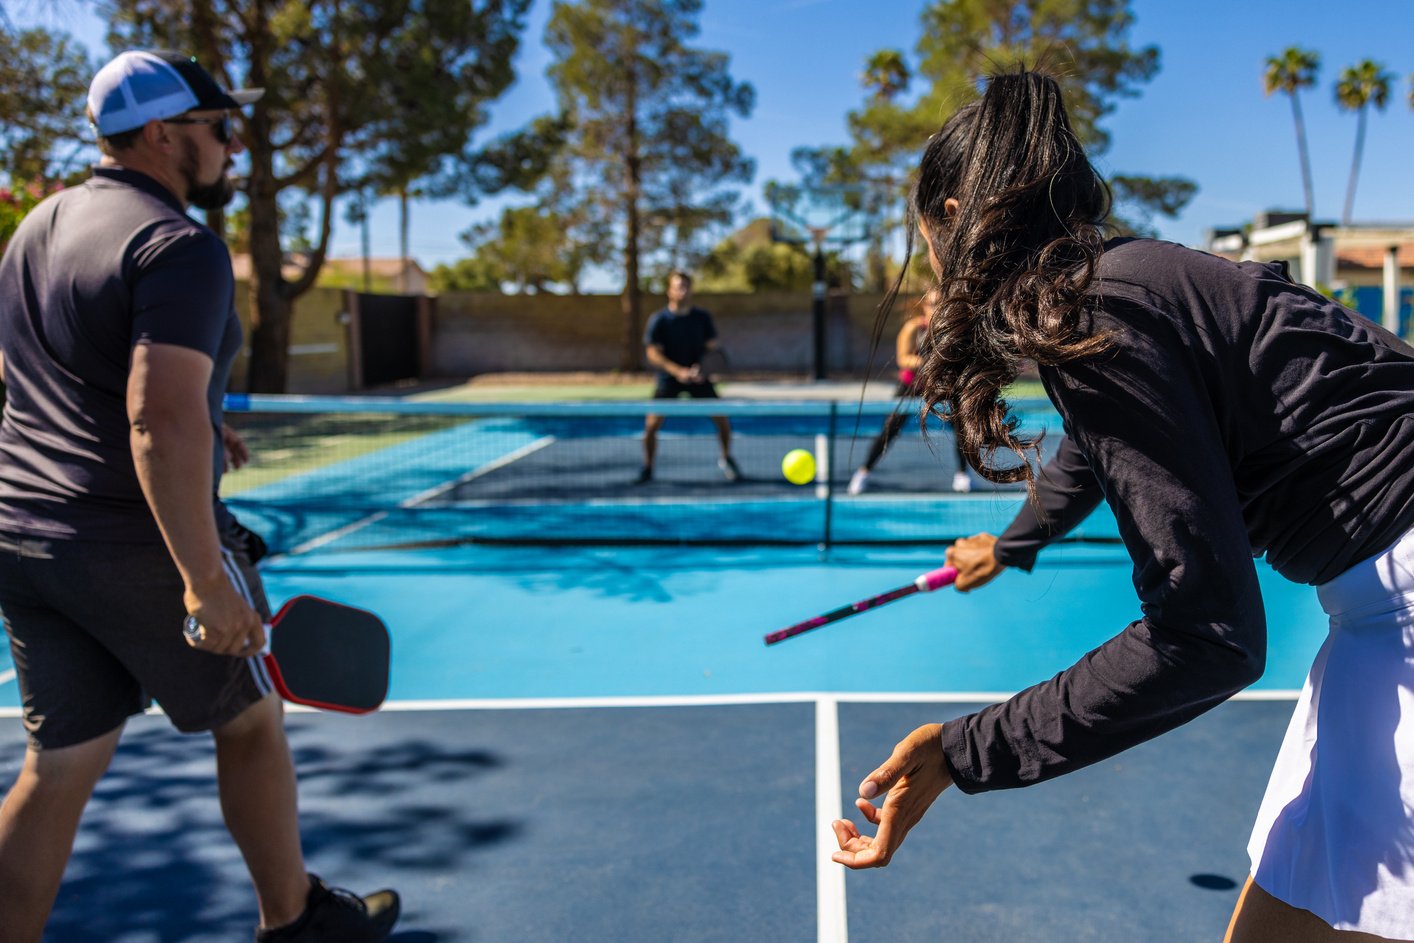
222, 412, 462, 496
410, 374, 656, 402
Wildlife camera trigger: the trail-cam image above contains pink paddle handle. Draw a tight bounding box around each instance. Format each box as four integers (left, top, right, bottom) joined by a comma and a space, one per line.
914, 565, 958, 592
764, 563, 959, 645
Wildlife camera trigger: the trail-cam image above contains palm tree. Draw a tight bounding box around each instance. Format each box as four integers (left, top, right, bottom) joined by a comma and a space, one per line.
1263, 47, 1321, 220
1335, 60, 1394, 225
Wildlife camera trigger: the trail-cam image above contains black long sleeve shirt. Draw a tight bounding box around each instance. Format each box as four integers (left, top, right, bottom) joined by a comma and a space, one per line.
942, 238, 1414, 794
993, 435, 1104, 571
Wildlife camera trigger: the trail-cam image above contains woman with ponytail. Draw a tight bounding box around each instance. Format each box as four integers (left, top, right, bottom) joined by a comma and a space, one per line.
833, 69, 1414, 943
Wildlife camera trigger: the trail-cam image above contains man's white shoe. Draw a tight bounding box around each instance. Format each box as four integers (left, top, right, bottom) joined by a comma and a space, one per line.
951, 471, 972, 493
848, 469, 870, 496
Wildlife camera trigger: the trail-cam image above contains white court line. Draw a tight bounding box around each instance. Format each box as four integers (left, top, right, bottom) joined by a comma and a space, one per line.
397, 436, 557, 507
281, 436, 556, 555
369, 689, 1303, 710
438, 495, 823, 509
816, 696, 848, 943
0, 689, 1303, 719
0, 669, 14, 688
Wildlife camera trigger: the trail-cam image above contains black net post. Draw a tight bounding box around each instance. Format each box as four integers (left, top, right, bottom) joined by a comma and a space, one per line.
812, 243, 827, 381
821, 400, 837, 550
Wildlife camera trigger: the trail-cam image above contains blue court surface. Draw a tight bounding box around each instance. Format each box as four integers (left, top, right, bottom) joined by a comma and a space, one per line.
0, 538, 1326, 942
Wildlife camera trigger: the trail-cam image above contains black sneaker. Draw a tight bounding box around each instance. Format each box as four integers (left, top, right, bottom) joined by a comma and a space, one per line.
255, 874, 400, 942
635, 466, 653, 484
718, 456, 742, 482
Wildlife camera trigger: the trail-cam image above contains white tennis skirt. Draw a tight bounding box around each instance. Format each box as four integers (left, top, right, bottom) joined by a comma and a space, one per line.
1248, 525, 1414, 937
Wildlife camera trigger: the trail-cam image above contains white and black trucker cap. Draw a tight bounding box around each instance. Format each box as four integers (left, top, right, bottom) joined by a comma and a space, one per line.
88, 49, 263, 136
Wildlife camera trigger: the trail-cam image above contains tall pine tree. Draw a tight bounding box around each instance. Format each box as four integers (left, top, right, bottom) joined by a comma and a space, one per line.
103, 0, 528, 391
814, 0, 1196, 281
544, 0, 754, 369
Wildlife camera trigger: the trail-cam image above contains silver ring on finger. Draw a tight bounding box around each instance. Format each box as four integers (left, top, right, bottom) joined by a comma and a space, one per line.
182, 615, 205, 645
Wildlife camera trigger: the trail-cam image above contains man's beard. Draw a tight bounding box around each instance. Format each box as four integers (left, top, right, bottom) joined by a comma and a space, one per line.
180, 137, 236, 210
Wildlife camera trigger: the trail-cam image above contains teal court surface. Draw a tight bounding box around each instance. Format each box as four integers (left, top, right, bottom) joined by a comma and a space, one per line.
0, 396, 1330, 941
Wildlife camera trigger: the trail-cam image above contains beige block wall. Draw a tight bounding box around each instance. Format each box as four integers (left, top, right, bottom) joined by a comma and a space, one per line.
230, 284, 351, 394
430, 290, 920, 376
227, 286, 923, 391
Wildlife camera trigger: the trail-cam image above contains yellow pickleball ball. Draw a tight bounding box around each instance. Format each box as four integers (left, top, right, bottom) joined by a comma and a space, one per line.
781, 449, 816, 485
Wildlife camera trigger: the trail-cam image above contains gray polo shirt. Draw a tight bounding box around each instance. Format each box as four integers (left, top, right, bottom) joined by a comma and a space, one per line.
0, 166, 241, 542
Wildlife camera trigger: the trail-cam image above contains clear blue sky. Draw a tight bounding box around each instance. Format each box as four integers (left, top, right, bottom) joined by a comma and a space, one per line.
12, 0, 1414, 276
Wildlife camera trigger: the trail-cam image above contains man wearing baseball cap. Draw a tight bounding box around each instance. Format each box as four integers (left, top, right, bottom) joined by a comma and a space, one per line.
0, 51, 399, 941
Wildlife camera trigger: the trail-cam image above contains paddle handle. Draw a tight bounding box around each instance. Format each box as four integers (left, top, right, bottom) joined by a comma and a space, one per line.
183, 614, 275, 655
764, 565, 958, 645
914, 564, 959, 592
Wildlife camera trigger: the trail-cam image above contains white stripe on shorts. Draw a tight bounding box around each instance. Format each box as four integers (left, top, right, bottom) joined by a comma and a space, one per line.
221, 545, 273, 697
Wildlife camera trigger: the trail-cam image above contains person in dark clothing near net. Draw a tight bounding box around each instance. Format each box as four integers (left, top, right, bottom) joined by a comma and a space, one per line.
848, 286, 972, 495
0, 50, 397, 943
637, 271, 741, 484
829, 70, 1414, 943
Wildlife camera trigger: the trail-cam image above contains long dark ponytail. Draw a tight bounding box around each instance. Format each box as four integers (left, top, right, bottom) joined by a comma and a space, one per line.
884, 69, 1112, 492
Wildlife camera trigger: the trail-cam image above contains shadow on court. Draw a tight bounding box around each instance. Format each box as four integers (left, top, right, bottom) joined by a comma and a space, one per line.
0, 703, 817, 942
839, 700, 1285, 942
0, 541, 1325, 940
0, 697, 1290, 942
0, 716, 517, 942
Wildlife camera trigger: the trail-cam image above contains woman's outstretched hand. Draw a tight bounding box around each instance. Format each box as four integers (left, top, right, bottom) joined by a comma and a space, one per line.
946, 533, 1006, 591
831, 722, 954, 868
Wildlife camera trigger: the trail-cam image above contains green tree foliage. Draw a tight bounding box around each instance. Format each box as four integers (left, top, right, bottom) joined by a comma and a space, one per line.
0, 178, 66, 253
697, 221, 814, 292
102, 0, 528, 392
0, 26, 93, 181
862, 49, 910, 102
1109, 175, 1198, 238
449, 113, 615, 295
1334, 59, 1393, 225
788, 0, 1191, 290
742, 243, 815, 292
699, 240, 839, 294
1263, 46, 1321, 220
544, 0, 755, 369
463, 114, 573, 197
459, 205, 599, 294
429, 255, 504, 293
761, 148, 888, 291
847, 1, 1163, 172
421, 114, 586, 296
908, 0, 1160, 149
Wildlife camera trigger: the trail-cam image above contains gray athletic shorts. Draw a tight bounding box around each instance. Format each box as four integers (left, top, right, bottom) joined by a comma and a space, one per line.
0, 520, 273, 750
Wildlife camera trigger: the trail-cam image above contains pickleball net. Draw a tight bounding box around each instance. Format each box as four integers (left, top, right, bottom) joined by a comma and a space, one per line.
220, 395, 1122, 555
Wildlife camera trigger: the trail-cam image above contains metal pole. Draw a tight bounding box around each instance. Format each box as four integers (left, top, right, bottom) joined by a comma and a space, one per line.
360, 191, 372, 293
812, 240, 827, 381
822, 401, 837, 551
1383, 245, 1401, 335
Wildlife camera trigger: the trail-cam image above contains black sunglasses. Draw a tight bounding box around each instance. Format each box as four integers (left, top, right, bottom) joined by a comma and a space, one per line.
165, 114, 234, 144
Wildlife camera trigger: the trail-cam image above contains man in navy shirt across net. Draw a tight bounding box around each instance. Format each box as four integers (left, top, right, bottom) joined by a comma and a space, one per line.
637, 270, 742, 484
